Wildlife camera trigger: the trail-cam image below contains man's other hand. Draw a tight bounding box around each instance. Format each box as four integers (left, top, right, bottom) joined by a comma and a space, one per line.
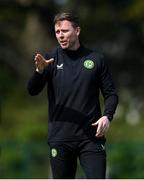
91, 116, 110, 137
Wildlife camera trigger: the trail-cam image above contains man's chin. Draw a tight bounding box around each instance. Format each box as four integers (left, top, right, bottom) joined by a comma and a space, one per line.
60, 44, 69, 49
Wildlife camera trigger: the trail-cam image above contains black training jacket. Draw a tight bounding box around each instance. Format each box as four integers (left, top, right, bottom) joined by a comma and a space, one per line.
27, 45, 118, 142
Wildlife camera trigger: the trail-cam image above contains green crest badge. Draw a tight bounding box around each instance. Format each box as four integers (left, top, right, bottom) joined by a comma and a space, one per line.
51, 148, 57, 157
84, 60, 95, 69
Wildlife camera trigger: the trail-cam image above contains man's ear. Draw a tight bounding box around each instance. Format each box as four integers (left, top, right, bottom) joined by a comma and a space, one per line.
76, 27, 81, 36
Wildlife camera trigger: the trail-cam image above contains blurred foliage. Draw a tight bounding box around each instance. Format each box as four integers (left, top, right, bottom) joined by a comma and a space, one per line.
107, 142, 144, 178
0, 0, 144, 178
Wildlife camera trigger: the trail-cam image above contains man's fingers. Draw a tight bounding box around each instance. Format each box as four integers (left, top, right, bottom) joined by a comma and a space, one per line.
35, 54, 54, 65
96, 125, 101, 134
35, 54, 54, 66
35, 54, 44, 62
91, 126, 104, 137
96, 124, 109, 137
92, 121, 102, 137
92, 117, 110, 137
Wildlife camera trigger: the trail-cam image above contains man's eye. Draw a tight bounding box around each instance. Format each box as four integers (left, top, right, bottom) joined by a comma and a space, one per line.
62, 30, 68, 33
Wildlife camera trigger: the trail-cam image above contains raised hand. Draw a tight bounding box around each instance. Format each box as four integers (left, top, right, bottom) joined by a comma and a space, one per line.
35, 53, 54, 74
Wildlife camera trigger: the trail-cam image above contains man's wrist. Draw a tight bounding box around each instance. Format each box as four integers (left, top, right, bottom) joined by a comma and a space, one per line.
103, 114, 112, 122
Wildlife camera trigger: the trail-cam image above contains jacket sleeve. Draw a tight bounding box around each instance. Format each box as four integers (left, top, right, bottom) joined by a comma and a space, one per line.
27, 52, 55, 96
99, 54, 118, 121
27, 71, 47, 96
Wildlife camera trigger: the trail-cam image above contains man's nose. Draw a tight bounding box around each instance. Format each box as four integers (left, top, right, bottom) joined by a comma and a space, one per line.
59, 31, 64, 38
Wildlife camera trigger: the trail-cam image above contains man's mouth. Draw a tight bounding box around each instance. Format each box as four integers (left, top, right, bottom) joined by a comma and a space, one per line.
60, 41, 67, 45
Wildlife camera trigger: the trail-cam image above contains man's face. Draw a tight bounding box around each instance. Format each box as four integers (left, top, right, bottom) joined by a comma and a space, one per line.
55, 20, 80, 50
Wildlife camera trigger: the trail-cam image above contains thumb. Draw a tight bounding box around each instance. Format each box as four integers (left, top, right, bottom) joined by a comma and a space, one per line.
91, 121, 98, 126
45, 58, 54, 64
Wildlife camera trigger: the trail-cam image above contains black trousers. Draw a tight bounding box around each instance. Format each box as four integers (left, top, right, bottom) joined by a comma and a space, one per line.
49, 138, 106, 179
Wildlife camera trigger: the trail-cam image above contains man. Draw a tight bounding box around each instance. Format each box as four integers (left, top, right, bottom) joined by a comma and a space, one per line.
27, 12, 118, 179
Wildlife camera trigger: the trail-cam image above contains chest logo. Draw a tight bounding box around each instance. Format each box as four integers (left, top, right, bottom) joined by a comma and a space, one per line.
57, 64, 63, 69
83, 60, 94, 69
